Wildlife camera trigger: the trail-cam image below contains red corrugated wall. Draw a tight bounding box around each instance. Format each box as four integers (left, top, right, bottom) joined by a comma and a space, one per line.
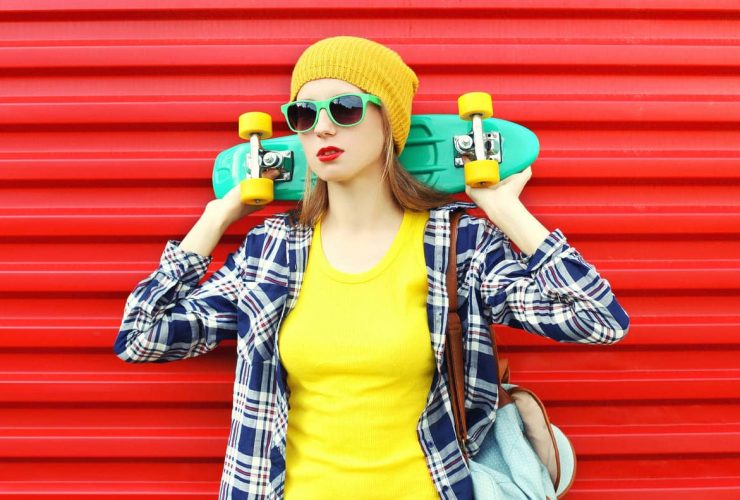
1, 1, 739, 498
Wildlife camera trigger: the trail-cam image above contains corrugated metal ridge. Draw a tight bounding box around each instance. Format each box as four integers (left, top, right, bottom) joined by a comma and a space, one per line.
3, 99, 740, 124
1, 370, 738, 403
1, 0, 739, 13
0, 211, 740, 237
1, 458, 739, 497
1, 212, 737, 236
2, 44, 740, 68
0, 259, 740, 293
3, 318, 740, 347
4, 94, 740, 102
0, 482, 217, 499
1, 430, 228, 459
2, 158, 739, 181
1, 263, 738, 291
4, 38, 740, 48
1, 423, 739, 457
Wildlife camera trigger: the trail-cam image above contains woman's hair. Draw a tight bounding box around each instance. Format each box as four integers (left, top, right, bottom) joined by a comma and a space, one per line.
288, 105, 455, 228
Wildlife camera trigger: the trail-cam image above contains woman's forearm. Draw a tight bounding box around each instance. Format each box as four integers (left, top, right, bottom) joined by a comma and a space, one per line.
178, 210, 232, 258
482, 199, 550, 256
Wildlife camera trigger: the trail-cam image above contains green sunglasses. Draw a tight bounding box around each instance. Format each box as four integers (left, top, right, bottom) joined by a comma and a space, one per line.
280, 92, 382, 133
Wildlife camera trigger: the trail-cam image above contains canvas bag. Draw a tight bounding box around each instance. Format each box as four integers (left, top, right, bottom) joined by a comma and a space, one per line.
444, 209, 576, 499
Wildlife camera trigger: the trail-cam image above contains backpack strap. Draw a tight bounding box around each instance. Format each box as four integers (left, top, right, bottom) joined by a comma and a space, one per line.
445, 210, 513, 463
445, 209, 575, 496
445, 209, 469, 460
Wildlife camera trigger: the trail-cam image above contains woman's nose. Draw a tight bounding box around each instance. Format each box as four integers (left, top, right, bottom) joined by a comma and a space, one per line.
314, 108, 335, 135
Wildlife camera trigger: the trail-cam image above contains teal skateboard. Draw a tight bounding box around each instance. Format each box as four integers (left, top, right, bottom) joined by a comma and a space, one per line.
212, 92, 539, 205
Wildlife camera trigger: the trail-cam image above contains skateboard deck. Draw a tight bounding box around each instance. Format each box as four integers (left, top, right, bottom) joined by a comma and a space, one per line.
212, 114, 539, 200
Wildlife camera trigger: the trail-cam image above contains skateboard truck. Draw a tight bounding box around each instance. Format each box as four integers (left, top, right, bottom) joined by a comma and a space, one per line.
246, 149, 294, 183
237, 111, 293, 205
455, 92, 501, 187
453, 131, 502, 166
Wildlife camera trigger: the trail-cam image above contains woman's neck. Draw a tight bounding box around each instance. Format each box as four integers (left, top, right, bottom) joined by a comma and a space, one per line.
321, 173, 404, 234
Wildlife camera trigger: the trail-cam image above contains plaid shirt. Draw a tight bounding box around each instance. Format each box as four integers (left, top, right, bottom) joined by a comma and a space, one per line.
114, 200, 629, 499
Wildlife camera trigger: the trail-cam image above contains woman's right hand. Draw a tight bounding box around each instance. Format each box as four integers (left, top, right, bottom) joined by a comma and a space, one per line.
205, 168, 282, 228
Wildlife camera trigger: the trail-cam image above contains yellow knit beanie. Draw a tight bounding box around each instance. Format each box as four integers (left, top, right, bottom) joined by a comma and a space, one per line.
289, 36, 419, 155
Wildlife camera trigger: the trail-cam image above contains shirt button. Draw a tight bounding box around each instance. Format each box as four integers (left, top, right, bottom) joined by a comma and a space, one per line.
427, 440, 434, 448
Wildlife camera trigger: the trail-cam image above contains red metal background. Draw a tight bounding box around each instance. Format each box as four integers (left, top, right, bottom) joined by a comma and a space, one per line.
1, 1, 739, 498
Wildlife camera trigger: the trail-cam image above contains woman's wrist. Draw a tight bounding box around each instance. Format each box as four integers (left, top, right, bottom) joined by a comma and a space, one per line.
204, 200, 240, 231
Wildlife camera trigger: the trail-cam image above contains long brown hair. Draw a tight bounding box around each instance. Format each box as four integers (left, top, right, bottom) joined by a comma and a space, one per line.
288, 105, 455, 228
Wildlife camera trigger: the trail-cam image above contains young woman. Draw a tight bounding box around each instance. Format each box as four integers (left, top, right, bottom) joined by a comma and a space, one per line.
114, 36, 630, 500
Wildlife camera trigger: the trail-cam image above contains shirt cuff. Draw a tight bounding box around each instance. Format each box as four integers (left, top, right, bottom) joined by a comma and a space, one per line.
517, 228, 568, 274
158, 239, 213, 284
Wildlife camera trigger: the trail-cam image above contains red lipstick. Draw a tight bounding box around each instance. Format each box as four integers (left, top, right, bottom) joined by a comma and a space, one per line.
317, 146, 344, 162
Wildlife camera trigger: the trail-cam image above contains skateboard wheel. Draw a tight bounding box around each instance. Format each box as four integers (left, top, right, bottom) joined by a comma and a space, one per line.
464, 159, 500, 188
239, 177, 274, 205
458, 92, 493, 121
238, 112, 273, 140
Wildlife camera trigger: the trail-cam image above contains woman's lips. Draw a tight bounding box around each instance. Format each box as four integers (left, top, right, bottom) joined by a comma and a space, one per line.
317, 150, 344, 162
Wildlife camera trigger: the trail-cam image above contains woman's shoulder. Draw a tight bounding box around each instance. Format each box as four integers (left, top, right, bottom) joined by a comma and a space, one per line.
429, 201, 504, 253
232, 212, 295, 263
434, 200, 496, 231
245, 211, 301, 238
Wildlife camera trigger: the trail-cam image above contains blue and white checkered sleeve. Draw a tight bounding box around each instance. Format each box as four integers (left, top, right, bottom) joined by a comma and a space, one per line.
113, 235, 250, 363
473, 217, 630, 344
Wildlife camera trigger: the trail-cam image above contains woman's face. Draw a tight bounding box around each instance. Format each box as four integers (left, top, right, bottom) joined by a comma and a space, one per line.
294, 78, 385, 186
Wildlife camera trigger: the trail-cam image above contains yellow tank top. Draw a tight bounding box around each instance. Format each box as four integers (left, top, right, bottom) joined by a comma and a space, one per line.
278, 208, 438, 499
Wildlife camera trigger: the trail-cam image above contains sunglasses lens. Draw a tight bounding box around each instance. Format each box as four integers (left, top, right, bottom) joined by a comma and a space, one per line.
287, 102, 317, 131
330, 95, 364, 125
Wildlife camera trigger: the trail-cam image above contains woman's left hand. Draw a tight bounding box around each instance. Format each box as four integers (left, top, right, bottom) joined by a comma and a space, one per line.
463, 157, 533, 215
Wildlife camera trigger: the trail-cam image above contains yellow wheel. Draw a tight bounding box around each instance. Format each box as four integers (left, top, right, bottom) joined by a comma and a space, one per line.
239, 178, 274, 205
464, 159, 500, 188
238, 112, 272, 140
458, 92, 493, 121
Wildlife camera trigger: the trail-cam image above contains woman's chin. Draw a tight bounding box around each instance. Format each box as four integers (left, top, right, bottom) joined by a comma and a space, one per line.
312, 167, 353, 183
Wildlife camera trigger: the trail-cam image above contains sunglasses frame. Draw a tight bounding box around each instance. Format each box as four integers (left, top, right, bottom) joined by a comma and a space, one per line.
280, 92, 382, 133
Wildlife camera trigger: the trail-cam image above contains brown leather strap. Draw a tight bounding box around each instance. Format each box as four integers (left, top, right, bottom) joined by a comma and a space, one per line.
446, 210, 468, 459
446, 209, 512, 461
498, 358, 510, 385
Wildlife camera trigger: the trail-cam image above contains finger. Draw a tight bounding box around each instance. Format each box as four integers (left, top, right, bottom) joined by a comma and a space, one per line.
261, 168, 281, 180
